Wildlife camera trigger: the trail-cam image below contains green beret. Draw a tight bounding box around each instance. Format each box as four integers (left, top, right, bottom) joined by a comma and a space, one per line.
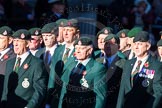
29, 28, 41, 36
104, 34, 119, 44
56, 18, 68, 27
133, 31, 149, 42
63, 18, 78, 27
12, 29, 31, 40
159, 31, 162, 36
41, 22, 58, 33
74, 37, 93, 46
128, 27, 142, 38
0, 26, 13, 36
157, 39, 162, 46
116, 29, 130, 38
96, 27, 113, 38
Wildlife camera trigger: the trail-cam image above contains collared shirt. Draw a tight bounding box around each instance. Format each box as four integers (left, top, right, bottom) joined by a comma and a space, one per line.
16, 51, 30, 66
106, 53, 117, 67
30, 49, 39, 56
63, 44, 74, 58
45, 44, 58, 56
77, 58, 91, 67
128, 50, 135, 60
132, 55, 149, 73
0, 48, 10, 59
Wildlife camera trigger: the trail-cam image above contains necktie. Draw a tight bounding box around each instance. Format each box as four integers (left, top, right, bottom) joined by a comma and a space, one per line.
44, 50, 51, 65
131, 60, 142, 86
62, 48, 70, 63
14, 57, 21, 73
96, 52, 105, 63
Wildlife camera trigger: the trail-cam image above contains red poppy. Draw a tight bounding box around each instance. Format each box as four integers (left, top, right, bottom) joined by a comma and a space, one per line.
3, 54, 9, 60
23, 63, 29, 70
144, 62, 149, 68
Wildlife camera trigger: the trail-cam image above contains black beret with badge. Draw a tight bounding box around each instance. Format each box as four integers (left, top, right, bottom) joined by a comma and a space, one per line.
56, 18, 68, 27
29, 28, 41, 36
12, 29, 31, 40
74, 37, 93, 46
133, 31, 149, 42
104, 34, 120, 44
63, 18, 78, 27
96, 27, 113, 38
41, 22, 58, 34
116, 29, 129, 38
0, 26, 13, 36
157, 39, 162, 46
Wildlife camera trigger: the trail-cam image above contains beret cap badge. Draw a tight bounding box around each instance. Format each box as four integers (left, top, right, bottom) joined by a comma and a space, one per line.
21, 33, 25, 39
35, 30, 39, 35
3, 30, 7, 35
104, 29, 108, 34
78, 41, 82, 45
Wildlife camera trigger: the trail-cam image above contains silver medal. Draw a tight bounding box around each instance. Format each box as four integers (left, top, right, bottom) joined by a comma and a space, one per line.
142, 79, 149, 87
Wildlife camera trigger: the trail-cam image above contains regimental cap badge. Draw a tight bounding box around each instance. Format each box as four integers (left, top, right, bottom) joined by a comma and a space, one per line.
21, 33, 25, 39
60, 21, 64, 26
35, 30, 39, 35
68, 21, 72, 26
121, 32, 126, 38
3, 30, 7, 35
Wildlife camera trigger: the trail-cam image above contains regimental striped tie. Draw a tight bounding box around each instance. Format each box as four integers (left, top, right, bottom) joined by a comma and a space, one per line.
131, 60, 142, 86
14, 57, 21, 73
44, 50, 51, 65
62, 48, 70, 63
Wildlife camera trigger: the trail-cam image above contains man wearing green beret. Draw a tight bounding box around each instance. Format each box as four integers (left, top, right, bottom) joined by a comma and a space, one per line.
117, 29, 130, 54
116, 31, 162, 108
103, 34, 126, 108
59, 37, 107, 108
1, 29, 48, 108
46, 18, 80, 108
156, 39, 162, 62
125, 27, 142, 59
94, 27, 113, 64
0, 26, 16, 107
35, 22, 58, 73
28, 27, 43, 56
56, 18, 67, 45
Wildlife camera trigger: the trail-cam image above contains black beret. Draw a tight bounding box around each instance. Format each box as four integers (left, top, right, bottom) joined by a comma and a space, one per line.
96, 27, 113, 38
104, 34, 119, 44
0, 26, 13, 36
157, 39, 162, 46
63, 18, 78, 27
29, 28, 41, 36
12, 29, 31, 40
116, 29, 130, 38
74, 37, 93, 46
133, 31, 149, 42
56, 18, 68, 27
41, 22, 58, 33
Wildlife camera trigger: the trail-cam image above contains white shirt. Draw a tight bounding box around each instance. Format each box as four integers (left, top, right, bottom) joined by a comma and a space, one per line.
45, 44, 58, 56
131, 55, 149, 73
16, 51, 30, 66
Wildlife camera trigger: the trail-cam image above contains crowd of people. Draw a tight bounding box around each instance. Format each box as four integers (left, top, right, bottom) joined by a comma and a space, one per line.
0, 0, 162, 108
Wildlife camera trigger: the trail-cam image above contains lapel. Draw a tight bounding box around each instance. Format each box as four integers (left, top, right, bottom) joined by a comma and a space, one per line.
60, 45, 65, 59
84, 58, 94, 76
17, 54, 32, 79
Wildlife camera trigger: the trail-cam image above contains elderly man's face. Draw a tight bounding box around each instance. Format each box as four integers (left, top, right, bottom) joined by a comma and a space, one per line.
42, 33, 57, 48
134, 41, 151, 58
74, 45, 93, 61
29, 36, 42, 50
13, 38, 29, 55
63, 27, 79, 44
97, 34, 107, 50
0, 35, 11, 51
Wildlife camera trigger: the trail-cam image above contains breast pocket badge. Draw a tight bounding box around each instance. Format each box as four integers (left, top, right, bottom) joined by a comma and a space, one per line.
22, 78, 30, 88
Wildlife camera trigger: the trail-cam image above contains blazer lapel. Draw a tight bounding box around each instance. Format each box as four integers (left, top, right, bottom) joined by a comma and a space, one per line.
17, 54, 32, 79
84, 58, 94, 75
8, 57, 16, 73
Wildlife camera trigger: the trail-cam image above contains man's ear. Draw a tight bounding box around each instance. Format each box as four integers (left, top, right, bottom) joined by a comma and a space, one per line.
146, 42, 151, 50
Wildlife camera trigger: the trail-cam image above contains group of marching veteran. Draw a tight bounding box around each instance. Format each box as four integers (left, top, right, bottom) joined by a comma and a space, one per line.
0, 17, 162, 108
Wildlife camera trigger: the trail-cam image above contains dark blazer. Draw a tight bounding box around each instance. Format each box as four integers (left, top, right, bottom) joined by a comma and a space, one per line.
1, 53, 48, 108
105, 53, 126, 108
59, 58, 107, 108
47, 45, 75, 107
116, 55, 162, 108
0, 49, 16, 107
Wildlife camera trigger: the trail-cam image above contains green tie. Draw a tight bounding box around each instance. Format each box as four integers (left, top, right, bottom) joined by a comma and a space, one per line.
131, 60, 142, 86
14, 57, 21, 73
62, 48, 70, 63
